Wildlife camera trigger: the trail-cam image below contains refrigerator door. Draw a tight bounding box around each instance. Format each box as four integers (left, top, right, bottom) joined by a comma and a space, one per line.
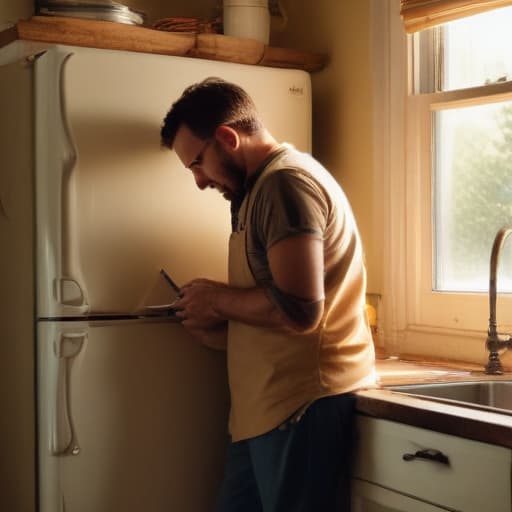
35, 46, 312, 317
37, 319, 229, 512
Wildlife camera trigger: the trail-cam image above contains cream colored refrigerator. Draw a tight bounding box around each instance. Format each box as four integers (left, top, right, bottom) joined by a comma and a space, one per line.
0, 41, 311, 511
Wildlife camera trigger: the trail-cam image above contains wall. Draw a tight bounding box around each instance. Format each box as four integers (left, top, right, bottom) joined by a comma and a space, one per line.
0, 0, 380, 293
0, 0, 33, 28
272, 0, 379, 293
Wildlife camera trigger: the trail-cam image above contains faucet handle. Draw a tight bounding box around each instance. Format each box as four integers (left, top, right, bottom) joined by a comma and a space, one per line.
485, 332, 512, 374
485, 225, 512, 375
485, 350, 504, 375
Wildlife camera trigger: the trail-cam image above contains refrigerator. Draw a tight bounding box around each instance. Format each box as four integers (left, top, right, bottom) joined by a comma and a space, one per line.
0, 40, 312, 512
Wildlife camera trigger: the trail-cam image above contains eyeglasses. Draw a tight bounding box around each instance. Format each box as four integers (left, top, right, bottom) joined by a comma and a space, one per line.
188, 138, 212, 169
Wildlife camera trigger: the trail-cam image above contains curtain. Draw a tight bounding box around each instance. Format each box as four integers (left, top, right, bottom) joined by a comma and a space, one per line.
400, 0, 512, 32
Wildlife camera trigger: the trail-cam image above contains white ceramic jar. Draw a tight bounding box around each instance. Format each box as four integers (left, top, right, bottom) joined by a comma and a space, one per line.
223, 0, 270, 44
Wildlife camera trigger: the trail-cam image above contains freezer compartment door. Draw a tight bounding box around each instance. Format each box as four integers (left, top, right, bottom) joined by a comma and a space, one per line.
35, 46, 311, 317
37, 319, 229, 512
34, 47, 88, 318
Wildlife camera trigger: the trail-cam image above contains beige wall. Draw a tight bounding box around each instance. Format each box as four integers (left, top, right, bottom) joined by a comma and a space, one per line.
0, 0, 33, 26
1, 0, 380, 292
273, 0, 379, 293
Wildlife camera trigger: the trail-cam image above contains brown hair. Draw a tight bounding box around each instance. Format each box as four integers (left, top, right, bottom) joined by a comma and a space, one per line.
161, 77, 262, 148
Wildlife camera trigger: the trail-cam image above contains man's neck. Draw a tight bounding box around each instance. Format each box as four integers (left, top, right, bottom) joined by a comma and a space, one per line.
241, 130, 281, 179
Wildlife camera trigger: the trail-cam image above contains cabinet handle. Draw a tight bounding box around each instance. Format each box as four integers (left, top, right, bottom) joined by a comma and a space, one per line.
403, 448, 450, 465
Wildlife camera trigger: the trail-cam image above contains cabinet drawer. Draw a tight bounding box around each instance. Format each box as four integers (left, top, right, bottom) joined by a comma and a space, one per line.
352, 479, 447, 512
353, 416, 512, 512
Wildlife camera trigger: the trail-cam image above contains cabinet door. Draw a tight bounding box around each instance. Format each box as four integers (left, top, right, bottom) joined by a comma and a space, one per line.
353, 415, 512, 512
352, 480, 450, 512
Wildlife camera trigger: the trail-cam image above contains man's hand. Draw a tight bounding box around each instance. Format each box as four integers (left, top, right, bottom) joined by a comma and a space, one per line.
171, 233, 325, 333
171, 278, 227, 329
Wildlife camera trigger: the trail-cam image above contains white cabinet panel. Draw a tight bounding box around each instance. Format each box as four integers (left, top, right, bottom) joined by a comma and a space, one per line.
352, 480, 448, 512
353, 415, 512, 512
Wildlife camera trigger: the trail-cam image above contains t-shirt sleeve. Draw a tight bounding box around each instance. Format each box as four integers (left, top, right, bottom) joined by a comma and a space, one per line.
251, 168, 329, 250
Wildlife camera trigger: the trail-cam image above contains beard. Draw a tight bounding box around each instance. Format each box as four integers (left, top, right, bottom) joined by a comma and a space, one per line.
216, 145, 246, 202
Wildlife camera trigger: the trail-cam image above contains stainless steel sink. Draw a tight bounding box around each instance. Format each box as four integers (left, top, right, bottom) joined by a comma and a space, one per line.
386, 381, 512, 415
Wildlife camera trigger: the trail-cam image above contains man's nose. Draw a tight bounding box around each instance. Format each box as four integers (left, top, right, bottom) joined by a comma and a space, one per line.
193, 170, 210, 190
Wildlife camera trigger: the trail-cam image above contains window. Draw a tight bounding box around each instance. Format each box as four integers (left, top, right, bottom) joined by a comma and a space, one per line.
416, 8, 512, 94
423, 11, 512, 294
412, 6, 512, 332
373, 1, 512, 360
434, 100, 512, 293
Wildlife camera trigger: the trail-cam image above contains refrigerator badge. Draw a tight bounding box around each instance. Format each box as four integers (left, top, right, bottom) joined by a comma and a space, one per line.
289, 85, 304, 96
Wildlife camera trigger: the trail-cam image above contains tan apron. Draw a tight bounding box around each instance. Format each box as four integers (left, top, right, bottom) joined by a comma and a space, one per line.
227, 161, 375, 442
227, 165, 322, 441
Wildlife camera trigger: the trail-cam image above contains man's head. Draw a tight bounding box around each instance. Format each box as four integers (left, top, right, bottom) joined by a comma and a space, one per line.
161, 78, 263, 201
160, 77, 262, 149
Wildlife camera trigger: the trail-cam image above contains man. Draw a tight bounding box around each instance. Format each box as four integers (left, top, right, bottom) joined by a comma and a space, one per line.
161, 77, 375, 511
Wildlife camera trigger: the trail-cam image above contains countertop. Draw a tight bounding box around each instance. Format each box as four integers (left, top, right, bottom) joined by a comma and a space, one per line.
358, 358, 512, 449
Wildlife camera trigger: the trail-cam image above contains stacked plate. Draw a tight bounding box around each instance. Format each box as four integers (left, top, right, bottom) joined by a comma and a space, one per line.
36, 0, 145, 25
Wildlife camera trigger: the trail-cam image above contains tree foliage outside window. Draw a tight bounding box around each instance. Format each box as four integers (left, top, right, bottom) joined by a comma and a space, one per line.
426, 8, 512, 294
434, 102, 512, 292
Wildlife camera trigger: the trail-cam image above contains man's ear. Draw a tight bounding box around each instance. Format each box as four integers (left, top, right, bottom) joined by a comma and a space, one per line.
214, 125, 240, 151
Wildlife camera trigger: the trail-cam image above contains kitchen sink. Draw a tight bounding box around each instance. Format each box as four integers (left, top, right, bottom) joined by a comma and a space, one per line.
386, 381, 512, 415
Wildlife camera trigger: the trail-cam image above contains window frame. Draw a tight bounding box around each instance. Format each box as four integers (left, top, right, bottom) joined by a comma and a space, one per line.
372, 0, 512, 364
409, 81, 512, 324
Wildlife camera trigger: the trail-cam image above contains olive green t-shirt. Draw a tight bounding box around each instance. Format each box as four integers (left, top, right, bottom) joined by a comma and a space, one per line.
231, 147, 329, 320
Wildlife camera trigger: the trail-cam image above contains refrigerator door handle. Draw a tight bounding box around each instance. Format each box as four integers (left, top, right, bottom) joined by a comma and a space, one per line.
55, 277, 85, 307
57, 52, 83, 309
35, 49, 88, 317
51, 332, 86, 456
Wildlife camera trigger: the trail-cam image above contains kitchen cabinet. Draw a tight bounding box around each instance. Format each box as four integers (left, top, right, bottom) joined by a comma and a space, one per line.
352, 480, 447, 511
352, 415, 512, 512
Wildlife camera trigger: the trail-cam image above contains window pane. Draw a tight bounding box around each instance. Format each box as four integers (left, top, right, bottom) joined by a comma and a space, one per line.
434, 101, 512, 292
442, 7, 512, 92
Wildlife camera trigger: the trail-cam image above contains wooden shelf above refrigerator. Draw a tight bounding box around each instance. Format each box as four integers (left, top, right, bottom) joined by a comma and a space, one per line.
5, 16, 327, 73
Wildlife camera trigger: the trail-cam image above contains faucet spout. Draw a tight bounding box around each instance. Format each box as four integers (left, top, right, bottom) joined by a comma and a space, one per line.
485, 225, 512, 375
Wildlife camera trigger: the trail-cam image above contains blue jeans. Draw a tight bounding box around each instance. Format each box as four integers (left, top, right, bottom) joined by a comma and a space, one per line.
215, 393, 356, 512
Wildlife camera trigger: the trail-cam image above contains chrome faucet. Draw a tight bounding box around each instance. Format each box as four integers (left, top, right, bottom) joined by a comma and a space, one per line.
485, 225, 512, 375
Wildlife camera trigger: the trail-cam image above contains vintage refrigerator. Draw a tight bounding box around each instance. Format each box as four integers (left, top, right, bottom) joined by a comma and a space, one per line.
0, 40, 312, 512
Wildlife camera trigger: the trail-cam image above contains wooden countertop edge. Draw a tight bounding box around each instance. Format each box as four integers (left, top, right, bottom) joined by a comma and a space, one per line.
355, 388, 512, 449
1, 16, 327, 73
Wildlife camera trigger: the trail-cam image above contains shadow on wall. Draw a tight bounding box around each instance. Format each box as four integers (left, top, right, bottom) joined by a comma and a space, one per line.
69, 114, 165, 169
0, 0, 34, 26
